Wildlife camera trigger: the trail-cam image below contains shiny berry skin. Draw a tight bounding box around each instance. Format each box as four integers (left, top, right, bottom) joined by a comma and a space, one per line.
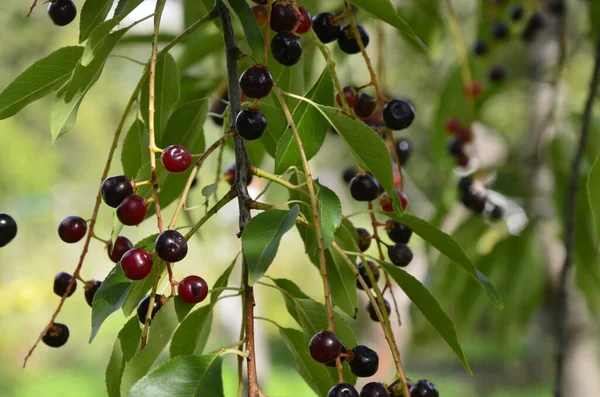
272, 33, 303, 66
342, 166, 358, 184
458, 176, 473, 192
509, 4, 524, 21
357, 261, 379, 290
457, 154, 470, 167
336, 86, 359, 108
385, 220, 412, 244
354, 93, 377, 118
53, 272, 76, 297
161, 145, 192, 174
349, 174, 380, 202
101, 175, 134, 208
0, 213, 17, 247
58, 216, 87, 243
137, 294, 164, 324
235, 109, 267, 141
447, 137, 464, 157
388, 243, 413, 267
155, 230, 188, 263
367, 299, 390, 322
379, 190, 408, 212
383, 99, 415, 131
42, 323, 70, 348
178, 275, 209, 304
325, 344, 348, 367
239, 65, 273, 99
251, 5, 268, 27
444, 118, 461, 134
349, 345, 379, 377
395, 138, 412, 166
47, 0, 77, 26
108, 236, 134, 263
491, 20, 509, 40
337, 24, 370, 54
120, 248, 153, 280
270, 3, 297, 33
294, 7, 312, 34
328, 384, 359, 397
488, 66, 507, 83
361, 382, 390, 397
312, 13, 340, 43
308, 330, 342, 363
84, 280, 102, 307
409, 380, 439, 397
356, 228, 372, 252
117, 195, 147, 226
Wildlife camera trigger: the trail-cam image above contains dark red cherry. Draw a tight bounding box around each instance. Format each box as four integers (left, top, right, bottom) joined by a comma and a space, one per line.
349, 345, 379, 377
239, 65, 274, 99
409, 380, 439, 397
178, 275, 209, 304
107, 236, 134, 263
84, 280, 102, 307
47, 0, 77, 26
270, 2, 297, 33
357, 261, 379, 290
42, 323, 70, 348
385, 220, 412, 244
328, 384, 359, 397
360, 382, 390, 397
337, 24, 370, 54
356, 228, 372, 252
116, 195, 147, 226
137, 294, 164, 324
382, 99, 415, 131
367, 298, 391, 322
387, 243, 413, 267
155, 230, 188, 263
294, 7, 312, 34
349, 174, 380, 202
312, 12, 340, 43
58, 216, 87, 243
101, 175, 134, 208
53, 272, 76, 297
308, 330, 342, 363
161, 145, 192, 174
120, 248, 153, 280
0, 213, 17, 247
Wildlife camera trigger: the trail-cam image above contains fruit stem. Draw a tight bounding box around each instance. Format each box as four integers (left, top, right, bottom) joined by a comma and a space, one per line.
250, 166, 309, 196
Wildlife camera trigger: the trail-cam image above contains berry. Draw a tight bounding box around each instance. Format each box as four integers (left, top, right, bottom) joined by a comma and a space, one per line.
120, 248, 153, 280
0, 213, 17, 247
356, 228, 372, 252
223, 164, 254, 185
522, 12, 545, 42
251, 5, 268, 27
349, 174, 380, 202
548, 0, 565, 15
308, 330, 342, 363
336, 86, 359, 108
395, 138, 412, 166
42, 323, 70, 348
357, 261, 379, 290
53, 272, 76, 297
383, 99, 415, 131
107, 236, 134, 263
457, 154, 470, 167
488, 66, 507, 83
137, 294, 164, 324
342, 166, 358, 184
447, 137, 464, 157
388, 243, 413, 267
338, 24, 370, 54
47, 0, 77, 26
409, 380, 438, 397
58, 216, 87, 243
490, 204, 505, 220
367, 299, 391, 322
270, 2, 297, 33
354, 93, 377, 118
84, 280, 102, 307
161, 145, 192, 174
312, 13, 340, 43
379, 190, 408, 212
117, 195, 147, 226
239, 65, 273, 99
465, 81, 483, 98
444, 118, 461, 134
328, 384, 359, 397
385, 220, 412, 244
491, 20, 509, 40
458, 176, 473, 192
455, 126, 473, 143
101, 175, 134, 208
236, 109, 267, 140
349, 345, 379, 377
294, 7, 312, 34
178, 275, 209, 304
361, 382, 390, 397
325, 344, 348, 367
460, 190, 486, 213
509, 4, 524, 21
272, 33, 303, 66
155, 230, 188, 263
473, 39, 488, 56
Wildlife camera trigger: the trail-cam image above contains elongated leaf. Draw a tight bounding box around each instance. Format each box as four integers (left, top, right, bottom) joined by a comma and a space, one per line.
588, 156, 600, 246
259, 100, 289, 157
242, 205, 300, 285
91, 264, 133, 342
159, 98, 208, 151
121, 119, 148, 178
0, 46, 83, 120
114, 0, 144, 19
317, 183, 343, 249
228, 0, 265, 63
105, 318, 141, 397
80, 0, 115, 43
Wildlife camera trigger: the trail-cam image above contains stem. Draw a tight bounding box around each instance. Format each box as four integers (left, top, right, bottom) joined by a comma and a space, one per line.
184, 190, 237, 239
250, 166, 308, 195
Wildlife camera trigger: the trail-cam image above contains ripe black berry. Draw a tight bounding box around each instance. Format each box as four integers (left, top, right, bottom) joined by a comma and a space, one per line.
357, 261, 379, 290
409, 380, 438, 397
385, 220, 412, 244
367, 299, 390, 322
236, 109, 267, 140
0, 213, 17, 247
308, 330, 342, 363
491, 20, 509, 40
338, 24, 370, 54
361, 382, 390, 397
53, 272, 76, 297
387, 243, 413, 267
473, 39, 488, 56
155, 230, 188, 263
509, 4, 524, 21
137, 294, 164, 324
522, 12, 545, 42
458, 175, 473, 192
58, 216, 87, 243
325, 344, 348, 367
447, 137, 464, 157
102, 175, 134, 208
328, 384, 359, 397
42, 323, 70, 348
383, 99, 415, 131
120, 248, 153, 280
354, 93, 377, 118
108, 236, 134, 263
490, 204, 505, 220
161, 145, 192, 174
488, 66, 507, 83
395, 138, 412, 166
239, 65, 273, 99
349, 174, 380, 202
47, 0, 77, 26
547, 0, 565, 15
178, 275, 209, 304
349, 345, 379, 377
272, 33, 303, 66
342, 166, 358, 184
356, 228, 372, 252
460, 190, 486, 213
270, 2, 297, 33
117, 195, 147, 226
312, 13, 341, 43
84, 280, 102, 307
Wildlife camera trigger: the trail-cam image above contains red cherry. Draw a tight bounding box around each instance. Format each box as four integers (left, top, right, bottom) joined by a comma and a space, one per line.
178, 275, 209, 304
251, 5, 268, 27
379, 190, 408, 212
455, 126, 474, 143
120, 248, 153, 280
161, 145, 192, 174
457, 155, 470, 167
294, 7, 312, 34
465, 81, 483, 98
444, 118, 461, 134
117, 195, 147, 226
107, 236, 133, 263
335, 86, 359, 109
58, 216, 87, 243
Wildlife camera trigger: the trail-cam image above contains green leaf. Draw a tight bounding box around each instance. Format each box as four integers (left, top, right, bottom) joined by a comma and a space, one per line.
121, 119, 148, 178
110, 212, 125, 247
242, 205, 300, 285
228, 0, 265, 63
317, 183, 343, 249
381, 261, 471, 373
105, 317, 141, 397
259, 100, 288, 157
0, 46, 84, 120
127, 355, 223, 397
159, 98, 208, 152
588, 156, 600, 246
79, 0, 115, 43
113, 0, 144, 19
591, 0, 600, 33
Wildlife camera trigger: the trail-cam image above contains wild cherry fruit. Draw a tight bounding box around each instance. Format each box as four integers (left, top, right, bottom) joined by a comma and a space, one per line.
120, 248, 153, 280
308, 330, 342, 363
272, 33, 303, 66
84, 280, 102, 307
107, 236, 134, 263
328, 384, 359, 397
325, 344, 348, 367
491, 20, 509, 40
349, 345, 379, 377
178, 275, 209, 304
0, 213, 17, 247
342, 166, 358, 184
379, 190, 408, 212
102, 175, 134, 208
461, 190, 486, 213
473, 39, 488, 56
395, 138, 412, 166
490, 204, 504, 220
522, 12, 545, 42
155, 230, 188, 263
349, 174, 380, 202
447, 137, 464, 157
137, 294, 164, 324
444, 118, 461, 134
509, 4, 524, 21
338, 24, 370, 54
388, 243, 413, 267
354, 93, 377, 118
356, 228, 372, 252
294, 7, 312, 34
357, 261, 379, 290
117, 195, 147, 226
239, 65, 273, 99
383, 99, 415, 131
488, 66, 507, 83
53, 272, 76, 297
385, 220, 412, 244
367, 298, 390, 322
312, 13, 341, 43
270, 2, 297, 33
42, 323, 70, 348
360, 382, 390, 397
464, 81, 483, 98
251, 5, 268, 27
223, 164, 253, 186
336, 86, 359, 108
47, 0, 77, 26
161, 145, 192, 174
409, 380, 438, 397
58, 216, 87, 243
